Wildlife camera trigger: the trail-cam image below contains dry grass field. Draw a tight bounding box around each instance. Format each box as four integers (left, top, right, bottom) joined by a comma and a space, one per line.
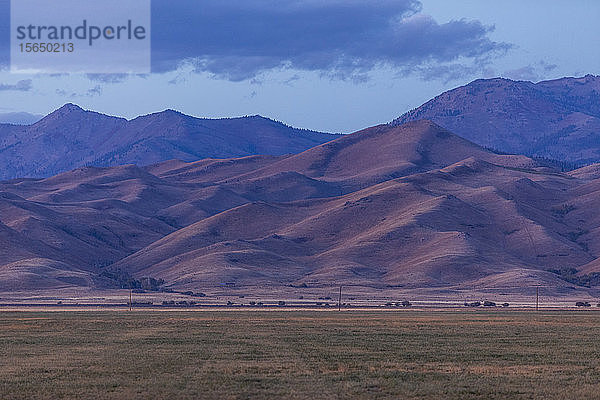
1, 310, 600, 399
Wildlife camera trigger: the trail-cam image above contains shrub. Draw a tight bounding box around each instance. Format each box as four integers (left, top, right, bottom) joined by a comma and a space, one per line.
551, 203, 576, 217
278, 301, 286, 306
132, 301, 152, 306
140, 277, 165, 291
576, 301, 591, 307
547, 268, 600, 287
402, 300, 411, 307
483, 301, 496, 307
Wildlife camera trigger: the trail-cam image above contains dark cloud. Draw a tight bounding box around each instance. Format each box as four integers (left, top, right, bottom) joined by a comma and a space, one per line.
152, 0, 510, 81
0, 1, 509, 82
0, 79, 32, 91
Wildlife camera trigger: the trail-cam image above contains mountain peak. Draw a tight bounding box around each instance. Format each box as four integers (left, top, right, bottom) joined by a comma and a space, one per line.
35, 104, 87, 123
131, 109, 192, 123
35, 104, 129, 128
57, 103, 85, 113
162, 109, 185, 116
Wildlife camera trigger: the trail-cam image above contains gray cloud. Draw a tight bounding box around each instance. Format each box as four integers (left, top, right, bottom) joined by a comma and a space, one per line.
86, 85, 103, 97
504, 66, 539, 81
504, 61, 559, 82
55, 85, 102, 98
0, 79, 32, 91
401, 58, 497, 83
85, 74, 130, 84
152, 0, 510, 81
0, 1, 510, 83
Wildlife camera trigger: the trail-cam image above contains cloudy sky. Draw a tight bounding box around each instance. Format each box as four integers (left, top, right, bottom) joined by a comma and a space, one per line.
0, 0, 598, 132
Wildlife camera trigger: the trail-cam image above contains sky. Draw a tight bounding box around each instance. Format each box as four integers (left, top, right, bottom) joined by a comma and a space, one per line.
0, 0, 598, 133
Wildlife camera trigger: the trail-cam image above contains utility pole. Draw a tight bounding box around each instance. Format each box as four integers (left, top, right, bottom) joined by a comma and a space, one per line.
338, 286, 342, 311
129, 288, 132, 312
536, 286, 539, 311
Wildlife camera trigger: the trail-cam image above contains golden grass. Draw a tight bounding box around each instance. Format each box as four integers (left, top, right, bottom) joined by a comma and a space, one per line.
1, 310, 600, 399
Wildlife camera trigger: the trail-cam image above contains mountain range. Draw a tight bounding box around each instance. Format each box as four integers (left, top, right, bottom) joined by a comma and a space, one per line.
0, 104, 338, 180
2, 75, 599, 183
394, 75, 600, 165
2, 76, 600, 296
0, 112, 43, 125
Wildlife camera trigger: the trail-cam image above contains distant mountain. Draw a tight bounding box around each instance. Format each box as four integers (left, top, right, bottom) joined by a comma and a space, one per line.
393, 75, 600, 165
1, 120, 598, 295
0, 104, 338, 180
0, 112, 43, 125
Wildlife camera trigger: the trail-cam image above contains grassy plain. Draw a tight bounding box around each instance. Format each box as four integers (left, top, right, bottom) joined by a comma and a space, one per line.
1, 310, 599, 399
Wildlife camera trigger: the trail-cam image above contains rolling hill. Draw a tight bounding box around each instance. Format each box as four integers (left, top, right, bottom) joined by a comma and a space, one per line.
1, 119, 599, 295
